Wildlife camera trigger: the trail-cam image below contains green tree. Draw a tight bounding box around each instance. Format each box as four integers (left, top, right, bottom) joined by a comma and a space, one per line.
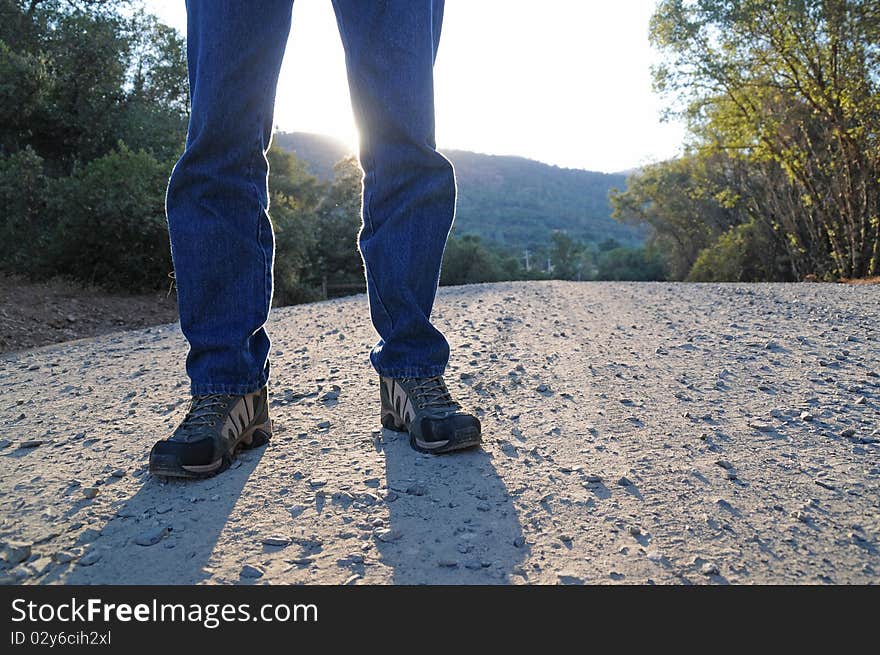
649, 0, 880, 279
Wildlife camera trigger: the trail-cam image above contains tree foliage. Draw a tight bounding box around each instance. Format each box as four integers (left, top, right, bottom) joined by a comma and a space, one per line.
614, 0, 880, 280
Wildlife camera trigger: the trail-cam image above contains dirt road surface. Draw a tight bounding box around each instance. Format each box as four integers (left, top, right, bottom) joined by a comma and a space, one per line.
1, 281, 878, 584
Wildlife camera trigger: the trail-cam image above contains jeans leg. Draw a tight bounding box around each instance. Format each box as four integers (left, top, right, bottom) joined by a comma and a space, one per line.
167, 0, 294, 396
331, 0, 456, 379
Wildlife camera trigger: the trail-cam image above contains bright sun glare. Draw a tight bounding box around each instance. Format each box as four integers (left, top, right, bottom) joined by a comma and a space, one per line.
147, 0, 684, 173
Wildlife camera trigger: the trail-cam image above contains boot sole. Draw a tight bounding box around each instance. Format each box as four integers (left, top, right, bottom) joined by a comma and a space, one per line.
381, 408, 482, 454
149, 420, 273, 479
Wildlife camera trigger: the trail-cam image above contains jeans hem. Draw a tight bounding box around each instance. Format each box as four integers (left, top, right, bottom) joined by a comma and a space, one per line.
373, 364, 447, 379
190, 378, 268, 396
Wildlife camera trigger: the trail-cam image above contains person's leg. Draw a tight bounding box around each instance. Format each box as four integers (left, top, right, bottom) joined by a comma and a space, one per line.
331, 1, 480, 454
166, 0, 294, 396
331, 0, 456, 379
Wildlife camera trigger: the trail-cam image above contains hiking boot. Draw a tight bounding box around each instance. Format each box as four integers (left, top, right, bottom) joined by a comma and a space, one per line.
379, 375, 482, 454
148, 387, 272, 479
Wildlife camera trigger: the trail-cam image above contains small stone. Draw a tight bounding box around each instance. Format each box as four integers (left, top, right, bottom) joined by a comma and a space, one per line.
78, 550, 101, 567
308, 479, 328, 489
513, 536, 526, 548
646, 549, 664, 562
406, 483, 427, 496
437, 558, 459, 568
464, 559, 483, 570
240, 564, 264, 579
261, 535, 291, 547
557, 571, 584, 585
800, 412, 814, 422
628, 526, 641, 537
320, 387, 341, 402
814, 479, 836, 491
134, 526, 171, 547
535, 383, 551, 393
53, 550, 77, 564
715, 460, 734, 470
384, 491, 399, 503
841, 428, 857, 439
583, 474, 603, 484
1, 541, 31, 566
750, 422, 774, 432
374, 528, 402, 543
616, 476, 633, 487
723, 470, 738, 481
18, 439, 46, 449
855, 396, 867, 405
343, 574, 361, 585
110, 469, 126, 478
476, 502, 491, 512
316, 420, 331, 430
82, 487, 99, 499
700, 562, 719, 576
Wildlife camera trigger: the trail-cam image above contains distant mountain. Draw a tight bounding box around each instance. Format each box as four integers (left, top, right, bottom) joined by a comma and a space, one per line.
274, 132, 643, 249
272, 132, 351, 181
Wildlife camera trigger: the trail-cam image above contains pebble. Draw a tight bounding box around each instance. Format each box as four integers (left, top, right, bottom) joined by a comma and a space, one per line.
240, 564, 264, 579
715, 460, 734, 470
513, 536, 526, 548
583, 475, 603, 483
557, 571, 584, 585
374, 528, 402, 543
78, 550, 101, 567
261, 536, 291, 547
800, 412, 814, 421
343, 574, 361, 585
841, 428, 856, 439
18, 439, 46, 449
53, 550, 77, 564
316, 420, 331, 430
309, 479, 328, 488
406, 483, 427, 496
110, 469, 126, 478
1, 541, 31, 566
437, 558, 459, 568
82, 487, 99, 499
700, 562, 719, 576
616, 476, 633, 487
134, 527, 171, 547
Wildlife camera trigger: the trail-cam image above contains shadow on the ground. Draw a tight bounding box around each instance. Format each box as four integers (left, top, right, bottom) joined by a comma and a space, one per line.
43, 447, 268, 585
376, 429, 527, 584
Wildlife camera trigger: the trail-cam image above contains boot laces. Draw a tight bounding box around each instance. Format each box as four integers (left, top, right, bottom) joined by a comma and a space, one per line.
174, 394, 234, 440
405, 376, 461, 413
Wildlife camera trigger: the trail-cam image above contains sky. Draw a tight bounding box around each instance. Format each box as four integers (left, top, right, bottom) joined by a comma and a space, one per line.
146, 0, 685, 173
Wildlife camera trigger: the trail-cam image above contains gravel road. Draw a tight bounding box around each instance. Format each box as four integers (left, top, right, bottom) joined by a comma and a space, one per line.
1, 281, 878, 584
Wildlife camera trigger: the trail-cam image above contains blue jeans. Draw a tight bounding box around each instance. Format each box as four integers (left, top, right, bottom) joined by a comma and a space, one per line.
166, 0, 456, 395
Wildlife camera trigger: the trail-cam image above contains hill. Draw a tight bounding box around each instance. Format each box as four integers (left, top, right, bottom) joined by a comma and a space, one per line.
274, 132, 644, 249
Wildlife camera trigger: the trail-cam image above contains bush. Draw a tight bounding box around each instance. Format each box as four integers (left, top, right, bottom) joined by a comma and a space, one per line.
0, 147, 48, 274
45, 145, 172, 291
596, 247, 666, 281
688, 220, 793, 282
